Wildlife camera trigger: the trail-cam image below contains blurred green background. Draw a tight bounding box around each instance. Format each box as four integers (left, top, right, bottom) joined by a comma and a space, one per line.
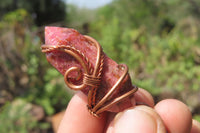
0, 0, 200, 132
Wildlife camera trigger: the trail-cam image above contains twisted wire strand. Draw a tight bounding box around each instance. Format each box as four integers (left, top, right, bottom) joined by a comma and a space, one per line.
41, 36, 138, 117
92, 54, 104, 106
42, 45, 97, 89
41, 37, 104, 109
42, 45, 92, 73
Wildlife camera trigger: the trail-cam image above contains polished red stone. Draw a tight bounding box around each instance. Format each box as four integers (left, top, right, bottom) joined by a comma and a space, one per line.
44, 26, 135, 112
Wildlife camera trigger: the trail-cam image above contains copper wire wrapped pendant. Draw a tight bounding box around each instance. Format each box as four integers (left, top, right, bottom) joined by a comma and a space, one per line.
41, 27, 138, 117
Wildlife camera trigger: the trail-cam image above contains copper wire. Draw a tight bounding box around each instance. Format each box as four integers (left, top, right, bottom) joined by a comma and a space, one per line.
41, 35, 138, 117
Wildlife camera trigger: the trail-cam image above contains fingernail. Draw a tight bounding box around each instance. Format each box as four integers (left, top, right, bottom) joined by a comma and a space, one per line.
134, 106, 166, 133
113, 106, 166, 133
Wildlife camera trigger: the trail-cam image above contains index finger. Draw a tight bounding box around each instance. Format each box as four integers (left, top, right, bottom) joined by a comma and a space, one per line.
57, 91, 107, 133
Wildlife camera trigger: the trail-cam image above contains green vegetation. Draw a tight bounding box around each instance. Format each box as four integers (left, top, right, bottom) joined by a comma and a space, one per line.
0, 0, 200, 132
89, 0, 200, 104
0, 8, 70, 132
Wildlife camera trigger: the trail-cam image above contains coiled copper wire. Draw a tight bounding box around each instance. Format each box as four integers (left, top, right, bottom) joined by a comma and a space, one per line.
41, 35, 138, 117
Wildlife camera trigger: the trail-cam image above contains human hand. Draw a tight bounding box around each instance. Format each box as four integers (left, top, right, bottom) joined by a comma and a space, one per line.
57, 88, 200, 133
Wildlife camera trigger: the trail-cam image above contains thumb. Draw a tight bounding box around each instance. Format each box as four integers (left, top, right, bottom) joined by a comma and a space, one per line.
110, 106, 166, 133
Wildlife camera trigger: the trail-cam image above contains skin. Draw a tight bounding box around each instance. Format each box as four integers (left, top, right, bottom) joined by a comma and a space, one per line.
57, 88, 200, 133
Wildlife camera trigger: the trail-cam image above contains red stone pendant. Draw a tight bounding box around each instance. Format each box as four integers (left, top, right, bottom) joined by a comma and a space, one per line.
41, 27, 138, 117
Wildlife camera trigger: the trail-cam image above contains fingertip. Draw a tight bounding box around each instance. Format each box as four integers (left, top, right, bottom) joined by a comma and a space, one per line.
134, 88, 155, 107
155, 99, 192, 133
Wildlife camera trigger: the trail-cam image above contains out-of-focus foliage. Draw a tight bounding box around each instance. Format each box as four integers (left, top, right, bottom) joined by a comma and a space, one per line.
88, 0, 200, 116
66, 4, 97, 34
194, 115, 200, 122
0, 99, 49, 133
0, 9, 71, 132
66, 4, 96, 27
0, 0, 66, 26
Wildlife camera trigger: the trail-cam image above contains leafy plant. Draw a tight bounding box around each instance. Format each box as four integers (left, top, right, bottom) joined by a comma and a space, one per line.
0, 99, 39, 133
